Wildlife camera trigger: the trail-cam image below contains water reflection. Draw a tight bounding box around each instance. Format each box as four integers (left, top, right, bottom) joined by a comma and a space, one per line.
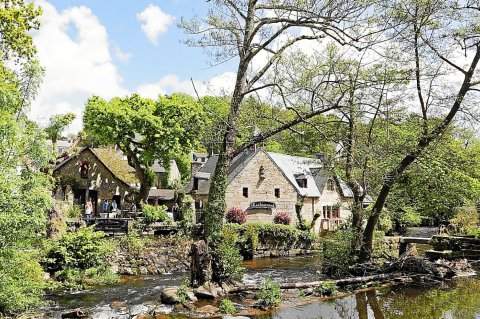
270, 277, 480, 319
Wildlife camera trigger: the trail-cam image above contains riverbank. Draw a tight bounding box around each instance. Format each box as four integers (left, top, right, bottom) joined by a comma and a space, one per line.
31, 254, 478, 319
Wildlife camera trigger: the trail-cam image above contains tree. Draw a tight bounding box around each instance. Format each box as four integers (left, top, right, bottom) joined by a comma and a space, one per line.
44, 113, 76, 152
0, 0, 42, 61
84, 93, 204, 202
181, 0, 371, 250
0, 1, 55, 315
360, 0, 480, 260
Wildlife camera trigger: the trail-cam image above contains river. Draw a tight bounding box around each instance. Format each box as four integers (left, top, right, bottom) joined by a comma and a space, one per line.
42, 255, 480, 319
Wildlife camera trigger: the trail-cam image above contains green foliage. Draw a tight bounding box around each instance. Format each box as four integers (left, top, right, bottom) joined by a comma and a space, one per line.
214, 227, 245, 282
255, 278, 283, 309
179, 195, 196, 224
315, 281, 338, 297
44, 113, 76, 144
0, 250, 45, 315
449, 207, 479, 235
177, 278, 190, 303
219, 299, 236, 314
66, 204, 82, 220
117, 228, 147, 258
43, 227, 118, 288
321, 230, 356, 277
0, 0, 42, 61
225, 222, 315, 258
84, 93, 205, 200
142, 204, 171, 224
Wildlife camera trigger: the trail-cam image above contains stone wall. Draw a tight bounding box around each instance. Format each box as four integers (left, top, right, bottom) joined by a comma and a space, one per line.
110, 237, 192, 275
226, 151, 299, 223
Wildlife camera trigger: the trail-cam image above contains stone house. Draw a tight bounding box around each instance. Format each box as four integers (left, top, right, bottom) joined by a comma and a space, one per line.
54, 147, 180, 215
186, 148, 364, 234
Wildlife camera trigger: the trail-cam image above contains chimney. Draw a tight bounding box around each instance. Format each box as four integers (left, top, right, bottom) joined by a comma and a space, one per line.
191, 162, 203, 177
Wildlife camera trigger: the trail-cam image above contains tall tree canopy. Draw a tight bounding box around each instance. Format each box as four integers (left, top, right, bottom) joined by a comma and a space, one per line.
84, 93, 205, 201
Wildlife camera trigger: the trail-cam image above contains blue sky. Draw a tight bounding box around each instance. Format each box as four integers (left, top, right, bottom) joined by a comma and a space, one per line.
30, 0, 237, 132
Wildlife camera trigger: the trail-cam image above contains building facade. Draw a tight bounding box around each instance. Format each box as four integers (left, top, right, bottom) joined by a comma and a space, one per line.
186, 148, 360, 234
54, 147, 181, 215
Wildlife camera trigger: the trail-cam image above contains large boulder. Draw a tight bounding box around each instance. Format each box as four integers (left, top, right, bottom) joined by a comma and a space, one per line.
161, 287, 180, 304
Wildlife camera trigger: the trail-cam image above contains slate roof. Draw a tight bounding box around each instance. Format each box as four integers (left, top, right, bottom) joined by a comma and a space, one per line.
185, 148, 359, 199
267, 152, 324, 197
148, 188, 175, 200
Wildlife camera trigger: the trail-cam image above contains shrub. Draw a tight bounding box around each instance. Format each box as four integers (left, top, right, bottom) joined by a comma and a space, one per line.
43, 227, 118, 288
0, 250, 45, 315
219, 299, 236, 314
214, 227, 245, 282
225, 207, 247, 224
117, 228, 147, 258
255, 278, 282, 309
321, 229, 355, 277
225, 222, 315, 258
274, 212, 291, 225
179, 195, 196, 224
143, 204, 170, 224
177, 278, 190, 303
315, 281, 337, 296
449, 206, 479, 235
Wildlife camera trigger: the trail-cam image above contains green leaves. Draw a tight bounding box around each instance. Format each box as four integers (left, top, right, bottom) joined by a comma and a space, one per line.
84, 93, 205, 200
0, 0, 42, 62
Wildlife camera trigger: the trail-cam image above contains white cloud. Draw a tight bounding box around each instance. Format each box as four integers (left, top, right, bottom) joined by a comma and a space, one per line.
137, 4, 174, 45
30, 1, 128, 133
114, 45, 132, 63
137, 72, 236, 99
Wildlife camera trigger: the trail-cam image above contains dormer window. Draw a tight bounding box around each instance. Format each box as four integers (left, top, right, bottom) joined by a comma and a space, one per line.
295, 173, 307, 188
296, 178, 307, 188
259, 166, 265, 179
327, 179, 335, 191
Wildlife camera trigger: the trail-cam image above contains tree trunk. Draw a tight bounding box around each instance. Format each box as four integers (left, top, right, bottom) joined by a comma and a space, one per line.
190, 240, 213, 288
123, 145, 152, 203
46, 201, 66, 239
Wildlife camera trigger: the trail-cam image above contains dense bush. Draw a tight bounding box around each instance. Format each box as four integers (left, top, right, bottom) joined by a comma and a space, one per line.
117, 228, 148, 258
143, 204, 171, 224
43, 227, 118, 288
321, 229, 355, 277
179, 195, 196, 224
449, 206, 479, 235
225, 222, 315, 258
0, 251, 45, 315
274, 212, 291, 225
255, 278, 282, 309
219, 299, 236, 314
315, 281, 338, 296
225, 207, 247, 224
214, 227, 246, 282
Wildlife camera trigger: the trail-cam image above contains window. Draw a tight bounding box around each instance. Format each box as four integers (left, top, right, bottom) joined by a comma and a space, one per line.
243, 187, 249, 198
296, 178, 307, 188
274, 188, 280, 198
327, 179, 335, 191
193, 178, 199, 190
80, 162, 89, 179
259, 166, 265, 179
